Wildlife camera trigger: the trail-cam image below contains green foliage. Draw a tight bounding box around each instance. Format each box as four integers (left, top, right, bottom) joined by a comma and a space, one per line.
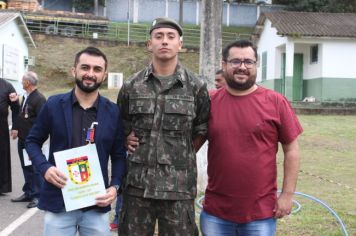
283, 0, 356, 13
289, 32, 302, 38
272, 0, 289, 4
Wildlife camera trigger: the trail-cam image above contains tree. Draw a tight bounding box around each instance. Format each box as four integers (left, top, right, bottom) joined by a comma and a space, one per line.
94, 0, 99, 15
199, 0, 223, 89
179, 0, 183, 26
272, 0, 291, 4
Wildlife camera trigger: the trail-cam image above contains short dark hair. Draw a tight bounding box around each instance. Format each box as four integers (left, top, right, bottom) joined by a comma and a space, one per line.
74, 47, 108, 70
215, 69, 224, 75
222, 40, 258, 62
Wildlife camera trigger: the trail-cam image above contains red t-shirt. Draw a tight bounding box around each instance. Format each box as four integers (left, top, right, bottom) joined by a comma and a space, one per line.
209, 88, 221, 97
204, 86, 303, 223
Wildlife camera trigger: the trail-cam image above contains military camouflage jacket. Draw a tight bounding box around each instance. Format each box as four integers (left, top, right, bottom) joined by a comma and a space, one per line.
117, 63, 210, 200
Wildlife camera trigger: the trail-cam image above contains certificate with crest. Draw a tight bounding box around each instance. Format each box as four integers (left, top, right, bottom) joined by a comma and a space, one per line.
54, 144, 106, 212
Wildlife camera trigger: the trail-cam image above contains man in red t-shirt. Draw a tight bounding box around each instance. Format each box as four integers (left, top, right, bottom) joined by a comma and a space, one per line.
199, 40, 303, 235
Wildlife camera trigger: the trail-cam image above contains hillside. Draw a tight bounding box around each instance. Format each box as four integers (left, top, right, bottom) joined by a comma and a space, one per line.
29, 34, 200, 100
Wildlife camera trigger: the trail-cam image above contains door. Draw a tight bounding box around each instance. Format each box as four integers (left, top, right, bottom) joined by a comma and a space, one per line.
293, 54, 303, 101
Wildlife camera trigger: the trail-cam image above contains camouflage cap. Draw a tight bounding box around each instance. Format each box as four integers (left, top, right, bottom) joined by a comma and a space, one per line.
149, 17, 183, 36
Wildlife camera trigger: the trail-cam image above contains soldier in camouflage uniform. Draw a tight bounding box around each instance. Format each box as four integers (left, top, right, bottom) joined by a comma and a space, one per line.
117, 17, 210, 235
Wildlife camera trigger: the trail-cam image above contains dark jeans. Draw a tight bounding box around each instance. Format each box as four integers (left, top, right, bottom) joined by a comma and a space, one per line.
112, 194, 123, 224
17, 138, 43, 199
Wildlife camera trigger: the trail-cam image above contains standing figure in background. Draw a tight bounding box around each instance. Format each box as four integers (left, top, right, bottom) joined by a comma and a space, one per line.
11, 71, 46, 208
109, 194, 123, 231
214, 69, 226, 89
0, 78, 20, 195
209, 69, 227, 97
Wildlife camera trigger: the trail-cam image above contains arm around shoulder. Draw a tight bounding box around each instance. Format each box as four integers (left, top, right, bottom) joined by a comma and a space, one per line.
192, 81, 210, 138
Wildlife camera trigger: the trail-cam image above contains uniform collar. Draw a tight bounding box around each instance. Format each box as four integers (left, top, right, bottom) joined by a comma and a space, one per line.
143, 63, 186, 86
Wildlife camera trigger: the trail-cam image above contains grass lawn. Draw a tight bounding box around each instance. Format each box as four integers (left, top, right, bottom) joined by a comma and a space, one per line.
100, 94, 356, 236
276, 115, 356, 235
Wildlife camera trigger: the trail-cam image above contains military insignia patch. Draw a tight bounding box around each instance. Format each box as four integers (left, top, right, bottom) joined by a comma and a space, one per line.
67, 156, 91, 184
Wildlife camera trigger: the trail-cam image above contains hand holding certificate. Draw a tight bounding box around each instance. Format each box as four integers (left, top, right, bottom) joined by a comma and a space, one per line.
54, 144, 106, 212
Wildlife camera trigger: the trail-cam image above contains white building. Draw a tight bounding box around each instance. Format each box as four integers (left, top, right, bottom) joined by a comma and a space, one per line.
0, 11, 36, 92
253, 11, 356, 102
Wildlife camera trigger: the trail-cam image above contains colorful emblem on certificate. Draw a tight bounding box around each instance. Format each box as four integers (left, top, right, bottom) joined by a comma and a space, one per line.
67, 156, 91, 184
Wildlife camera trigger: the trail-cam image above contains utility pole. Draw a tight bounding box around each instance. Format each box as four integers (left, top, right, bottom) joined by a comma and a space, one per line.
199, 0, 223, 89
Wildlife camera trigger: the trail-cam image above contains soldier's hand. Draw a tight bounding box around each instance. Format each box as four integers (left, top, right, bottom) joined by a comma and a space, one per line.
10, 130, 18, 139
126, 131, 139, 154
44, 166, 67, 189
95, 187, 117, 207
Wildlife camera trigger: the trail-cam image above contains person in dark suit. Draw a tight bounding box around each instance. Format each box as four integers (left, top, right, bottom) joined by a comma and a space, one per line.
11, 71, 46, 208
25, 47, 127, 236
0, 78, 20, 195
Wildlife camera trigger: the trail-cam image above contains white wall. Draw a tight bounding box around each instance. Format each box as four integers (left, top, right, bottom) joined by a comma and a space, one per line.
257, 20, 356, 82
291, 38, 356, 80
0, 19, 29, 92
321, 39, 356, 78
256, 19, 287, 82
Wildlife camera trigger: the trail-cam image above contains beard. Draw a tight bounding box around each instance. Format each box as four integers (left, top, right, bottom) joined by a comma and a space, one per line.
75, 75, 102, 93
224, 69, 256, 91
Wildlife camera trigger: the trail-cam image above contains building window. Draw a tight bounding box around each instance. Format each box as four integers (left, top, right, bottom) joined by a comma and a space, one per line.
310, 44, 318, 63
262, 51, 267, 81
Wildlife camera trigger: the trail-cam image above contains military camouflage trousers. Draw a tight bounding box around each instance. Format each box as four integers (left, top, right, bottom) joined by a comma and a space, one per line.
119, 193, 198, 236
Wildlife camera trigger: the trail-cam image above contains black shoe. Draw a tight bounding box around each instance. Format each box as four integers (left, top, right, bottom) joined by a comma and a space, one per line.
27, 198, 39, 208
11, 194, 32, 202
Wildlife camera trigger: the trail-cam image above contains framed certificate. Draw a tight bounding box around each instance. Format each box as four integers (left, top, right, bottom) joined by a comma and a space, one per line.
54, 144, 106, 211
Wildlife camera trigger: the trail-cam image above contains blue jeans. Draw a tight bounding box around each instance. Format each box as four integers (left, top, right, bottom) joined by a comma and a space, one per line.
44, 209, 110, 236
200, 210, 276, 236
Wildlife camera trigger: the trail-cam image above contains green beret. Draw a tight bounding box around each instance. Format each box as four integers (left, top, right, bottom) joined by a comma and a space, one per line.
149, 17, 183, 36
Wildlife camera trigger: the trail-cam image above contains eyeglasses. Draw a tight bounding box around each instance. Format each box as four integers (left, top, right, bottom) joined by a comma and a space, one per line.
227, 59, 256, 69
